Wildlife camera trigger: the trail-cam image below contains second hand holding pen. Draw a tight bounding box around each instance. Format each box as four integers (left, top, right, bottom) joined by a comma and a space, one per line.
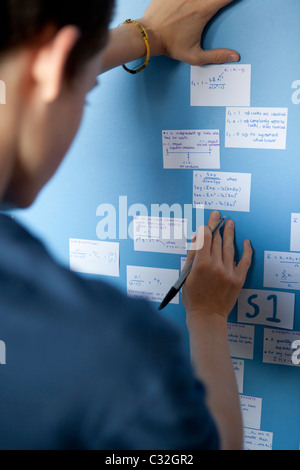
158, 216, 226, 311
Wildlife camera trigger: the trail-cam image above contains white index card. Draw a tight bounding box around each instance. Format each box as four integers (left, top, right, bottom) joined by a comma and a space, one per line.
264, 251, 300, 290
193, 171, 251, 212
191, 64, 251, 107
227, 323, 255, 359
263, 328, 300, 367
127, 265, 179, 305
162, 130, 220, 169
290, 213, 300, 252
134, 216, 187, 255
237, 288, 295, 330
225, 107, 288, 149
232, 359, 244, 394
240, 395, 262, 430
243, 429, 273, 450
69, 238, 119, 277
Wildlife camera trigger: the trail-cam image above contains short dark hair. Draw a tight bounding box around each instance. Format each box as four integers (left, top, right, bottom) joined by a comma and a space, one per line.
0, 0, 115, 80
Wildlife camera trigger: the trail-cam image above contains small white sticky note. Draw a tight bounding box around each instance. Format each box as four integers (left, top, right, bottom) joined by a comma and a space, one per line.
69, 238, 119, 277
134, 216, 187, 255
127, 265, 179, 305
232, 359, 244, 394
263, 328, 300, 367
290, 213, 300, 252
264, 251, 300, 290
228, 323, 255, 360
243, 428, 273, 450
162, 129, 220, 169
240, 395, 262, 430
193, 171, 251, 212
237, 289, 295, 330
225, 107, 288, 149
191, 64, 251, 107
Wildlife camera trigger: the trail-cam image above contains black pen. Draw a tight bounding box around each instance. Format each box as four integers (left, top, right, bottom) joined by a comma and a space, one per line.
158, 216, 226, 311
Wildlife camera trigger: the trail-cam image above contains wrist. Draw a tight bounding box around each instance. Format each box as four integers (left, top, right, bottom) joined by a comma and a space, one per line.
186, 309, 229, 335
136, 17, 164, 57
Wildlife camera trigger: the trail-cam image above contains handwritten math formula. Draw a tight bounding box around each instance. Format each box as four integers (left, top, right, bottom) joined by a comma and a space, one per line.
162, 130, 220, 169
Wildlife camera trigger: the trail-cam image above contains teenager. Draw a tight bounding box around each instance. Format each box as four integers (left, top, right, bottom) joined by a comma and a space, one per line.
0, 0, 252, 450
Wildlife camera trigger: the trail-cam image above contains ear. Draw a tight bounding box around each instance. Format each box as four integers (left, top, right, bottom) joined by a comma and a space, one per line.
32, 25, 81, 103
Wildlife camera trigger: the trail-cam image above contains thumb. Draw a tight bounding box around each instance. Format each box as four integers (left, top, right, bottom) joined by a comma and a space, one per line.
192, 47, 240, 65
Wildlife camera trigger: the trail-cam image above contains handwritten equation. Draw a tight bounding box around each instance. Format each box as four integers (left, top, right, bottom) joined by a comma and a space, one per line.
162, 129, 220, 169
127, 265, 179, 304
264, 251, 300, 290
134, 216, 187, 255
191, 64, 251, 107
69, 238, 119, 277
225, 107, 288, 149
193, 171, 251, 212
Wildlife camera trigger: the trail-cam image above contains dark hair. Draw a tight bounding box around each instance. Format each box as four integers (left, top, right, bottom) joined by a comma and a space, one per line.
0, 0, 115, 80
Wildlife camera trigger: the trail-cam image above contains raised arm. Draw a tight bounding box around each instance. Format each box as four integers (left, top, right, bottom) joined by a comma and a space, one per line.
182, 211, 253, 450
101, 0, 240, 74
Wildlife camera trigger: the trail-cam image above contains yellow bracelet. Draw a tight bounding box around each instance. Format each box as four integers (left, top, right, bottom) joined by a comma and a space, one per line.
122, 19, 150, 74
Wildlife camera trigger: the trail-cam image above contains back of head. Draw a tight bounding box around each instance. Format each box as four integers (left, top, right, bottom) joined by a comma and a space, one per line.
0, 0, 115, 80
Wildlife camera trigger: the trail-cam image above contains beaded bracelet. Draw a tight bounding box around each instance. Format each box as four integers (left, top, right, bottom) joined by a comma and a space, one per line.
122, 19, 150, 74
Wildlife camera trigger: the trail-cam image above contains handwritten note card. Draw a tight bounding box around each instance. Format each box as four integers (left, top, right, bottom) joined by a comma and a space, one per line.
228, 323, 255, 360
263, 328, 300, 367
244, 429, 273, 450
134, 216, 187, 255
240, 395, 262, 430
237, 288, 295, 330
264, 251, 300, 290
233, 359, 244, 394
225, 107, 288, 149
162, 130, 220, 169
69, 238, 119, 277
191, 64, 251, 107
193, 171, 251, 212
290, 213, 300, 252
127, 265, 179, 305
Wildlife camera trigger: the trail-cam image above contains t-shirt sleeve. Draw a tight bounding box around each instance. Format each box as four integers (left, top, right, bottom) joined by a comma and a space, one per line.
81, 294, 220, 451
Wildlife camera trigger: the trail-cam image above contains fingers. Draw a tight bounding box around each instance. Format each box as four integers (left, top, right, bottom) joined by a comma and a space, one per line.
209, 211, 222, 260
222, 219, 235, 268
191, 47, 240, 66
235, 239, 253, 282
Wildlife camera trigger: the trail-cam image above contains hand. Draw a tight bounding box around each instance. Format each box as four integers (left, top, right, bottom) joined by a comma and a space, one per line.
140, 0, 240, 65
182, 211, 252, 321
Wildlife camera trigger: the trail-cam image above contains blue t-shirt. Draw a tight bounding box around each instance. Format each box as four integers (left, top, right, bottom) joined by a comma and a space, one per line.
0, 213, 219, 450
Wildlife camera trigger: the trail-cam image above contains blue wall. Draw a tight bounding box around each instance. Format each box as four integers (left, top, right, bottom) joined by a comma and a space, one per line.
13, 0, 300, 450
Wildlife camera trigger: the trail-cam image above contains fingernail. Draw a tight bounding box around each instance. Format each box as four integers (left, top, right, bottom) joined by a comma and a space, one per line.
212, 211, 220, 219
228, 54, 240, 62
227, 220, 234, 228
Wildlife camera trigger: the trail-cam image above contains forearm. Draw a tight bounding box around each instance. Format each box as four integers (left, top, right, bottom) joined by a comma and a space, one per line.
187, 312, 243, 450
